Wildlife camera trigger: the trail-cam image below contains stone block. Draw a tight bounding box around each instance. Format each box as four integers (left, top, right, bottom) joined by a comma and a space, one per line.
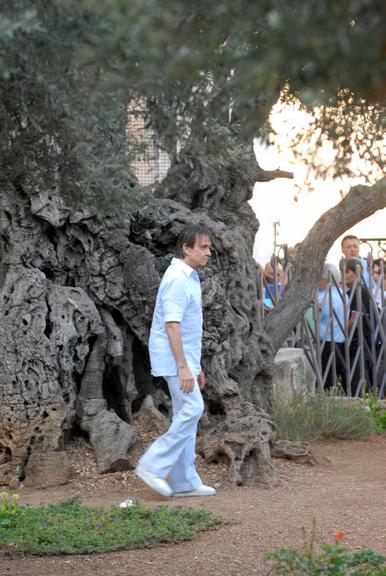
23, 450, 72, 489
273, 347, 316, 402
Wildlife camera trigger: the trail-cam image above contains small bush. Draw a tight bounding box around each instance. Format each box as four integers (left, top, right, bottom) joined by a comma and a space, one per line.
267, 530, 386, 575
273, 393, 378, 441
0, 494, 224, 555
363, 395, 386, 433
267, 545, 386, 575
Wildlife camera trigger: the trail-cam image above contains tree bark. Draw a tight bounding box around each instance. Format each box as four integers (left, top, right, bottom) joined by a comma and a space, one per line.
0, 158, 278, 487
1, 163, 384, 488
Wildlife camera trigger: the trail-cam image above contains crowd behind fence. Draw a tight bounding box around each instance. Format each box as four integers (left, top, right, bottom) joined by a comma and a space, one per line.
258, 257, 386, 398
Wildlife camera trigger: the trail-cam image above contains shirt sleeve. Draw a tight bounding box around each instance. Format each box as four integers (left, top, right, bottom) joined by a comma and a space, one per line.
161, 276, 188, 323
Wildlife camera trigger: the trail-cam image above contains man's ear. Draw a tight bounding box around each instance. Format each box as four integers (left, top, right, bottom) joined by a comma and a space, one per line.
182, 242, 190, 257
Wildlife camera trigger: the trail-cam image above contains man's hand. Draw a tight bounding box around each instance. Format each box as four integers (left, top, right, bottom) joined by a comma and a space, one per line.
178, 366, 195, 393
197, 371, 205, 390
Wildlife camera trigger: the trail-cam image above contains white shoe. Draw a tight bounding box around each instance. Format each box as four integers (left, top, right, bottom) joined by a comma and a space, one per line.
172, 484, 216, 497
135, 465, 172, 497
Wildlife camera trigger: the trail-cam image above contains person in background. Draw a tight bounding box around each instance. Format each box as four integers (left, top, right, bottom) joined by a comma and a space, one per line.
263, 260, 286, 308
341, 258, 373, 395
372, 258, 386, 393
317, 263, 347, 391
373, 258, 386, 304
263, 261, 279, 284
341, 235, 371, 287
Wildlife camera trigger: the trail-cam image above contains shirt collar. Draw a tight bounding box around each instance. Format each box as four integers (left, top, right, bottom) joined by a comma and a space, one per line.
171, 257, 195, 277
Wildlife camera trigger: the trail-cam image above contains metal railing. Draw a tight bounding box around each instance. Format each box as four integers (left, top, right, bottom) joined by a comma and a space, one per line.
258, 259, 386, 398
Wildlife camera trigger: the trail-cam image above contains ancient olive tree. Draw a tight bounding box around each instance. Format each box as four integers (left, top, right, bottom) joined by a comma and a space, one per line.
0, 0, 384, 487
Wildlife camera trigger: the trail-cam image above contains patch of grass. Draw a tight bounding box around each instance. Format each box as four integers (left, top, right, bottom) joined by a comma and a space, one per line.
0, 494, 224, 555
273, 393, 378, 441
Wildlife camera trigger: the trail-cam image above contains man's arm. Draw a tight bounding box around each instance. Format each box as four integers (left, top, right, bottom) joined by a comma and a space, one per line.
165, 322, 195, 393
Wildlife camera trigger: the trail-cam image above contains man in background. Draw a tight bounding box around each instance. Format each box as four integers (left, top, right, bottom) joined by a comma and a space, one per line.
263, 260, 286, 308
341, 235, 371, 287
341, 258, 373, 395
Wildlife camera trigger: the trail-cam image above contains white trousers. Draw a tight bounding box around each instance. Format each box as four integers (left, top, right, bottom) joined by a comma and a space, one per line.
139, 375, 204, 493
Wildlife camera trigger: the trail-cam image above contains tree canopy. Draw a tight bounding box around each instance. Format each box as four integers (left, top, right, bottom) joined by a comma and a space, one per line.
1, 0, 384, 210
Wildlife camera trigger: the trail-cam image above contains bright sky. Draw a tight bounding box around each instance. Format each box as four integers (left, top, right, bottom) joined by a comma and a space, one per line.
249, 102, 386, 267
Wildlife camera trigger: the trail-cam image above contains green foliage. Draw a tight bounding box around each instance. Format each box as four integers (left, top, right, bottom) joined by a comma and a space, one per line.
363, 395, 386, 433
273, 393, 378, 441
0, 1, 384, 212
0, 495, 224, 555
272, 88, 384, 185
267, 527, 386, 575
0, 492, 26, 530
267, 545, 386, 575
0, 490, 19, 513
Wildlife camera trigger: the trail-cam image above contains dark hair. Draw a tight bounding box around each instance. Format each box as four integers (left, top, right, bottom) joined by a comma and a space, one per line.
341, 234, 359, 248
373, 258, 384, 268
175, 224, 212, 258
340, 257, 363, 273
373, 258, 386, 275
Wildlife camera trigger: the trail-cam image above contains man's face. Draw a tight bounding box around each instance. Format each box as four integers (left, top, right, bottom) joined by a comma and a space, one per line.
373, 264, 380, 282
183, 235, 211, 269
264, 262, 283, 284
373, 264, 386, 289
342, 238, 360, 259
318, 278, 328, 291
344, 268, 356, 288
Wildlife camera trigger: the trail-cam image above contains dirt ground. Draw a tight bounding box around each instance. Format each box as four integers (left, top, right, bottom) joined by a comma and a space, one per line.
1, 434, 386, 576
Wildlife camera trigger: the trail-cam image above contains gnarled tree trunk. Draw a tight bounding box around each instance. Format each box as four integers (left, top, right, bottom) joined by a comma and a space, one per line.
0, 154, 281, 487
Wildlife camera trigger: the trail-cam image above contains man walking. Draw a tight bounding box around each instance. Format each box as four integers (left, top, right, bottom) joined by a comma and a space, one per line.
127, 224, 216, 499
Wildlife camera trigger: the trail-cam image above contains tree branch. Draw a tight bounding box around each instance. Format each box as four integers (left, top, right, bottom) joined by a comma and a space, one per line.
264, 175, 386, 351
255, 165, 294, 182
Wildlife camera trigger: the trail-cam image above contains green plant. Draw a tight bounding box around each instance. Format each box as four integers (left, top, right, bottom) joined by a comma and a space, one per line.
267, 529, 386, 575
0, 491, 19, 514
0, 496, 224, 555
362, 395, 386, 433
0, 491, 25, 529
273, 393, 378, 442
